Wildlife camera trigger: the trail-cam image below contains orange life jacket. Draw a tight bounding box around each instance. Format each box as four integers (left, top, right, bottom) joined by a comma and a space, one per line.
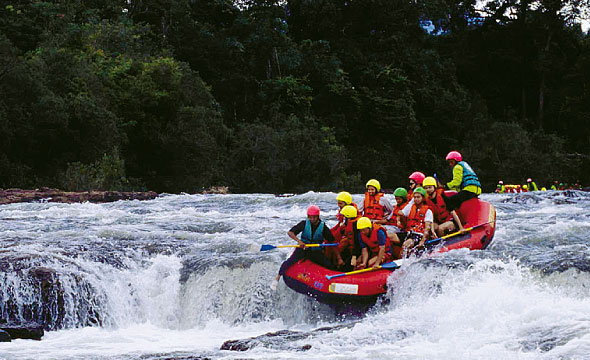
426, 189, 451, 223
363, 192, 385, 220
360, 224, 391, 256
386, 201, 408, 229
406, 203, 430, 234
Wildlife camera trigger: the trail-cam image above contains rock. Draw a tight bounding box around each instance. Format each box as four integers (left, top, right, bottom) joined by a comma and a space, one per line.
221, 325, 354, 351
0, 329, 10, 342
0, 188, 158, 205
202, 186, 229, 194
0, 323, 44, 340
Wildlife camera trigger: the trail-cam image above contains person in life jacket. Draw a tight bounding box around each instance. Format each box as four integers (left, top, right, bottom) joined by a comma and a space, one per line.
358, 179, 393, 221
327, 191, 358, 264
522, 184, 529, 192
273, 205, 336, 290
423, 176, 465, 237
407, 172, 426, 201
398, 187, 434, 253
550, 181, 558, 191
442, 151, 482, 211
495, 180, 505, 193
378, 187, 409, 259
356, 217, 393, 269
526, 178, 539, 191
328, 205, 362, 271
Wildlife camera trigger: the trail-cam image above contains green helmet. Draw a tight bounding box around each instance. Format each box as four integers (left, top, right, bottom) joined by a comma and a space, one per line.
393, 187, 408, 198
413, 187, 427, 197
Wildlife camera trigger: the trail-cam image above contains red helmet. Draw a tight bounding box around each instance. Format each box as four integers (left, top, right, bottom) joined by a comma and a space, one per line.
446, 151, 462, 162
408, 172, 426, 184
307, 205, 320, 216
527, 178, 532, 182
499, 180, 504, 185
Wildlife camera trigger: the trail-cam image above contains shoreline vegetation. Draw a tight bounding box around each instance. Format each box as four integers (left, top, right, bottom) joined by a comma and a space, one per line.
1, 2, 589, 194
0, 186, 232, 205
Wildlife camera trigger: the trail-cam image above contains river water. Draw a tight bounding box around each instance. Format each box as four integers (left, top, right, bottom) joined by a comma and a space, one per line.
0, 191, 589, 359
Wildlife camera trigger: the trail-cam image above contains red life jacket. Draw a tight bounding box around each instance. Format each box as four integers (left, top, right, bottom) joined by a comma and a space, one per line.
426, 189, 451, 223
360, 224, 390, 256
406, 204, 430, 234
339, 216, 359, 251
385, 202, 408, 229
363, 192, 385, 220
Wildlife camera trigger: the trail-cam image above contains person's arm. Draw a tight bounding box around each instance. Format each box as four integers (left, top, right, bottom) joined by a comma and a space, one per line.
419, 222, 432, 247
360, 248, 369, 269
288, 221, 306, 247
287, 230, 306, 248
419, 210, 434, 246
375, 197, 394, 224
451, 210, 465, 231
373, 229, 387, 267
446, 165, 463, 191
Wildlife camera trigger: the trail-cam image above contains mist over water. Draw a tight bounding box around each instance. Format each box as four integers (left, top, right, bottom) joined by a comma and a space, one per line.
0, 191, 589, 359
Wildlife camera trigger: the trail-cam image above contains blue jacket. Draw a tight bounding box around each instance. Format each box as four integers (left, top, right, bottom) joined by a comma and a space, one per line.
301, 219, 325, 244
459, 161, 481, 188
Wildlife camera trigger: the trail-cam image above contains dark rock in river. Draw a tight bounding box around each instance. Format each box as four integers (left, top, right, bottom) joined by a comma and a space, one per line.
0, 188, 158, 204
221, 324, 354, 351
0, 323, 44, 340
0, 329, 10, 342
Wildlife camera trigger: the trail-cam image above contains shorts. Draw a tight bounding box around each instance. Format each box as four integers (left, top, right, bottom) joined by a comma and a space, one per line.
384, 225, 403, 233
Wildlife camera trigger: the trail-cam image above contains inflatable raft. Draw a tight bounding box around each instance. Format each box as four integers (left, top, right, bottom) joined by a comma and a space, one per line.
283, 195, 496, 304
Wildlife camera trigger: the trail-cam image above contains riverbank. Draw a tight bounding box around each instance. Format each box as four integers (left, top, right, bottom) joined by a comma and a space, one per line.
0, 188, 158, 205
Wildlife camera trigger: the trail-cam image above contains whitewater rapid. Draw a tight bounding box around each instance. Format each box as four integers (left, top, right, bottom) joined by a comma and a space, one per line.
0, 191, 589, 359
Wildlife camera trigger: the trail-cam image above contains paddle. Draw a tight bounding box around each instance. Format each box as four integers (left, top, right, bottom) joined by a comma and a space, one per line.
424, 221, 493, 245
256, 243, 339, 252
325, 259, 404, 280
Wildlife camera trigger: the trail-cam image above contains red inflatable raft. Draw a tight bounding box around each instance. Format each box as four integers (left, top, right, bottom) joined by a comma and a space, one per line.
283, 195, 496, 304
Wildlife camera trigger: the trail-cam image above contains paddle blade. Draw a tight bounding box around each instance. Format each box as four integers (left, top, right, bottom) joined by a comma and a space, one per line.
259, 244, 277, 252
380, 259, 404, 269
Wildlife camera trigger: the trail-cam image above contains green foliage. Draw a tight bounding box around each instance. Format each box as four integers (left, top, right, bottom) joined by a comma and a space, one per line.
61, 151, 133, 191
0, 0, 589, 193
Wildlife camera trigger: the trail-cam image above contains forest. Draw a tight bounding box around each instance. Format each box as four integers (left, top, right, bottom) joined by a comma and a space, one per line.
1, 0, 589, 193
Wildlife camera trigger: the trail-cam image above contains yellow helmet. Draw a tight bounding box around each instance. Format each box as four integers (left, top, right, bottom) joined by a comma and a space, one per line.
356, 217, 372, 230
523, 184, 528, 190
422, 176, 437, 187
336, 191, 352, 205
340, 205, 357, 219
366, 179, 381, 192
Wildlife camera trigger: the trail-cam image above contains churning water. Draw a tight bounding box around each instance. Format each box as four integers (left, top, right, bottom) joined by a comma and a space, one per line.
0, 191, 589, 359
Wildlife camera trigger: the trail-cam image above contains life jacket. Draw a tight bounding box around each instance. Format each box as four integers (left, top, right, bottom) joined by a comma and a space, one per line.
407, 190, 413, 202
426, 188, 451, 223
406, 204, 430, 234
339, 216, 359, 252
458, 161, 481, 189
301, 219, 325, 244
359, 225, 390, 257
386, 202, 408, 229
363, 192, 385, 220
